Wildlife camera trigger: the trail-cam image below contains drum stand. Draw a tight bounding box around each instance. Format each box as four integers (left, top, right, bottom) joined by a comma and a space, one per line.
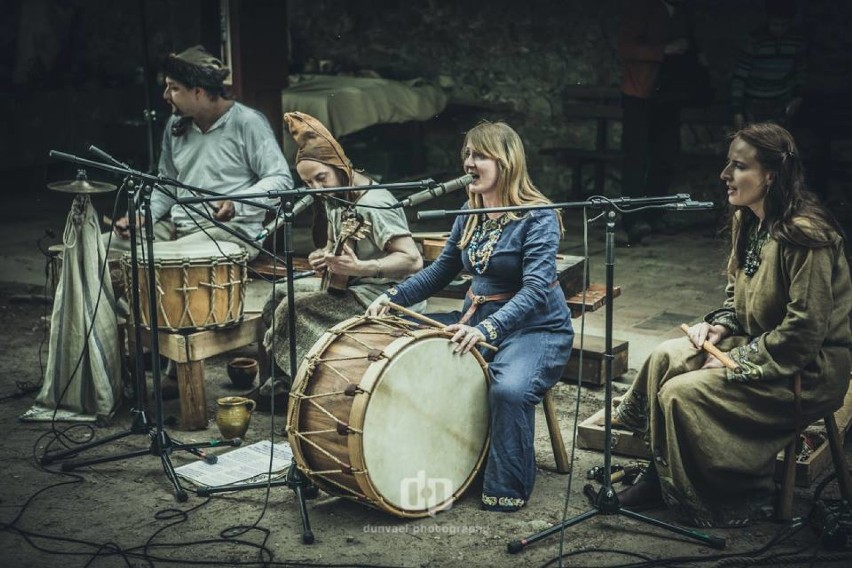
507, 207, 727, 554
39, 176, 238, 502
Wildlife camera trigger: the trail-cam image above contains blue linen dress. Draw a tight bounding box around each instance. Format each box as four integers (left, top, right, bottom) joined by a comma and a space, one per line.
387, 207, 574, 510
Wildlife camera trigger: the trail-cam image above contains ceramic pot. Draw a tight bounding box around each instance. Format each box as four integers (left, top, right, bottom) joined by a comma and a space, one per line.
227, 357, 258, 389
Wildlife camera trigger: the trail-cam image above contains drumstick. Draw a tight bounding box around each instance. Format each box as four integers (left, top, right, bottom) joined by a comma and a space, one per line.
679, 323, 741, 371
387, 301, 497, 352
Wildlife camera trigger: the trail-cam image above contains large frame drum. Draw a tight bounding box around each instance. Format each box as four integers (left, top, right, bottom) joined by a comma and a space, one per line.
287, 316, 490, 518
123, 241, 248, 331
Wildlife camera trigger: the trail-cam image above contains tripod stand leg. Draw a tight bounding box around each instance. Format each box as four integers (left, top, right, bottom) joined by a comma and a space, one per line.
41, 428, 135, 466
508, 509, 599, 554
61, 447, 152, 471
160, 447, 189, 503
288, 463, 315, 544
620, 508, 726, 549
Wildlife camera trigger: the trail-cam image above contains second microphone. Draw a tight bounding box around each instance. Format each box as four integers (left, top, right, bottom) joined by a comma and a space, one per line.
395, 173, 477, 208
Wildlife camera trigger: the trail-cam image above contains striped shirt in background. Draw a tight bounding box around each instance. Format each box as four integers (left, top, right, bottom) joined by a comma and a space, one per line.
730, 27, 807, 115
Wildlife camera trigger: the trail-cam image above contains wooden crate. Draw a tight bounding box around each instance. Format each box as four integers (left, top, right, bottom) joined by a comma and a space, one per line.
577, 409, 649, 459
578, 380, 852, 487
774, 381, 852, 487
562, 335, 629, 386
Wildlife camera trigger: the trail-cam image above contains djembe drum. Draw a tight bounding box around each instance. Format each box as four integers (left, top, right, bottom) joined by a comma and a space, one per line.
123, 241, 248, 331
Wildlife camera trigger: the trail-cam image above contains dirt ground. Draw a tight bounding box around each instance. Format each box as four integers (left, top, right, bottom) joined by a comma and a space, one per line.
2, 214, 852, 568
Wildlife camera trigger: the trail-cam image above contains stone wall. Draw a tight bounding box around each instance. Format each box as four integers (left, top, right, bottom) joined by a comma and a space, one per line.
286, 0, 852, 202
3, 0, 850, 205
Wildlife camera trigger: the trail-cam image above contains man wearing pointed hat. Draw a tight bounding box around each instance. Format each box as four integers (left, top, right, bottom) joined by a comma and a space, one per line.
111, 45, 292, 259
253, 111, 424, 407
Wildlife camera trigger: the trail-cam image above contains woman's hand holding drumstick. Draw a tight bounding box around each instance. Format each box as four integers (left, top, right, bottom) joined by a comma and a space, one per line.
679, 323, 741, 371
386, 301, 497, 353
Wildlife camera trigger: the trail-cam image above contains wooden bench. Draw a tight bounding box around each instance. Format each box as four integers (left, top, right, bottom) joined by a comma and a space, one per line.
128, 313, 263, 430
543, 86, 731, 197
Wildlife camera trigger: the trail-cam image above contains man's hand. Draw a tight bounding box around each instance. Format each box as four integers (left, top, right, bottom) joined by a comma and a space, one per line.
213, 200, 236, 221
308, 247, 329, 274
324, 243, 361, 277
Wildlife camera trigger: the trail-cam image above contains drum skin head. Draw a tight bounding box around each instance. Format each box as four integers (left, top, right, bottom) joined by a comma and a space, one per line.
359, 336, 489, 515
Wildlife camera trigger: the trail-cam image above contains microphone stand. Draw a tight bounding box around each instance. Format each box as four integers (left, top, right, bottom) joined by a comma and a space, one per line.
40, 153, 446, 536
180, 179, 438, 544
417, 195, 726, 554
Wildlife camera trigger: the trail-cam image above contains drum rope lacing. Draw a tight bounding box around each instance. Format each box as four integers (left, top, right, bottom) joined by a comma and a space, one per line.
289, 316, 449, 510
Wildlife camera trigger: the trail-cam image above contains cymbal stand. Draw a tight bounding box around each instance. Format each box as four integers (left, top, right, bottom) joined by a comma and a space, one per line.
39, 170, 238, 502
507, 207, 726, 554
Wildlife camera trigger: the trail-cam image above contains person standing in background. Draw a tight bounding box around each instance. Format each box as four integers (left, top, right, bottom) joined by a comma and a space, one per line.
731, 0, 807, 130
617, 0, 706, 244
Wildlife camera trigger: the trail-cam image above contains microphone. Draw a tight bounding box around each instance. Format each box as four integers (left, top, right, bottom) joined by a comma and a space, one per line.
663, 200, 715, 210
254, 195, 314, 241
416, 209, 450, 221
89, 145, 131, 170
395, 173, 476, 208
290, 194, 315, 217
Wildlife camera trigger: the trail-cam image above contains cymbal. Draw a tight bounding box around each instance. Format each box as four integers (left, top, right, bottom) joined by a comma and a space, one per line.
47, 179, 117, 194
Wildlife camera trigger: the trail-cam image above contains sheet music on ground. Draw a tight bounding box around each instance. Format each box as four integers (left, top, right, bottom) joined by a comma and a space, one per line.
174, 440, 293, 488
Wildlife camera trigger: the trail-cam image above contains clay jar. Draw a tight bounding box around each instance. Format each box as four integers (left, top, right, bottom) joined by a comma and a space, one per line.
215, 396, 256, 440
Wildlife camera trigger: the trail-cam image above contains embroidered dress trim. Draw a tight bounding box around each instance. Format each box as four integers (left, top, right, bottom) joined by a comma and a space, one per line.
467, 214, 510, 275
726, 339, 764, 382
614, 390, 649, 436
480, 319, 498, 341
743, 225, 769, 277
481, 493, 525, 511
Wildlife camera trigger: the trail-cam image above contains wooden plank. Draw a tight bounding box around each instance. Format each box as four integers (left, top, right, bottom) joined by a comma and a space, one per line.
567, 284, 621, 317
136, 313, 262, 362
577, 408, 649, 458
563, 335, 629, 385
183, 314, 263, 362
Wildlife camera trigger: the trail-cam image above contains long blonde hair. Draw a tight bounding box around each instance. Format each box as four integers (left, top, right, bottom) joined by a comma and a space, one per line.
458, 121, 562, 248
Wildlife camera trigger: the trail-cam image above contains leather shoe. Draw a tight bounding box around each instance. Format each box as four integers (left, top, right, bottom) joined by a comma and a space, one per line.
244, 381, 288, 414
618, 478, 665, 511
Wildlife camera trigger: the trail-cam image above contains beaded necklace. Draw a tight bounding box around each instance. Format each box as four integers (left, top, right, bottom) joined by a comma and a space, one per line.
467, 214, 510, 274
743, 223, 769, 277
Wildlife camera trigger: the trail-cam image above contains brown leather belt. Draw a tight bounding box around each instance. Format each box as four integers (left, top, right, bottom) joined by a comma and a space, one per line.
459, 289, 515, 325
459, 279, 559, 325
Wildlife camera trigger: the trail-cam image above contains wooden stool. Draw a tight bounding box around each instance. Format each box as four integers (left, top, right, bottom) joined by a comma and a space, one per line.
128, 312, 263, 430
777, 374, 852, 520
543, 389, 571, 473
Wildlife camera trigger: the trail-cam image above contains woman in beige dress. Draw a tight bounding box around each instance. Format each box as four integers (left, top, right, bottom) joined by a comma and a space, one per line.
615, 122, 852, 527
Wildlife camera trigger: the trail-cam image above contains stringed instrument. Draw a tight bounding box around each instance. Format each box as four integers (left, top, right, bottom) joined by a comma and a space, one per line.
322, 212, 371, 293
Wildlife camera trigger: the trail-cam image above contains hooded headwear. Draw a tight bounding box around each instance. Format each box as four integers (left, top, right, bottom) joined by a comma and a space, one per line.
163, 45, 230, 95
284, 111, 355, 186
